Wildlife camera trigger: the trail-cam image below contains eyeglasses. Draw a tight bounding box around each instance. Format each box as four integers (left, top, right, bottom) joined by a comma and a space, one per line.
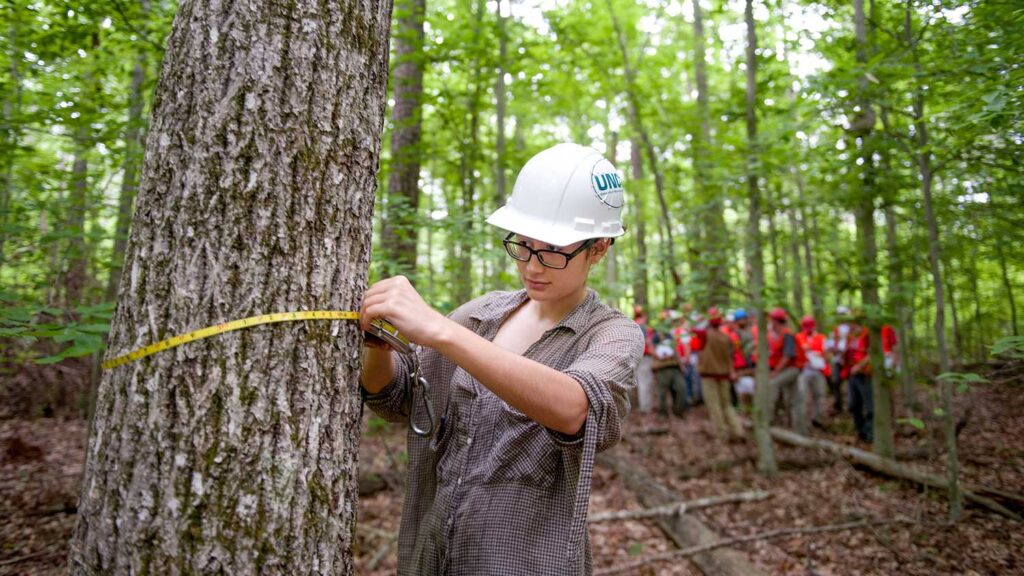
502, 233, 596, 270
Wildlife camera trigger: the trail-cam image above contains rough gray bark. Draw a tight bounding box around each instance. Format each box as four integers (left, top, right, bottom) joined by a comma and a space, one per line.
70, 0, 393, 573
744, 0, 776, 476
106, 21, 149, 303
382, 0, 425, 280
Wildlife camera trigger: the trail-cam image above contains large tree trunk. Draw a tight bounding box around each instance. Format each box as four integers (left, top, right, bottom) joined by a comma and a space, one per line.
382, 0, 425, 280
744, 0, 776, 476
70, 1, 393, 572
905, 0, 961, 520
0, 10, 22, 275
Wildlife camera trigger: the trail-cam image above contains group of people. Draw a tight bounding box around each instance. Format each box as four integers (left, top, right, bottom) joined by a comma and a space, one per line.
634, 304, 899, 444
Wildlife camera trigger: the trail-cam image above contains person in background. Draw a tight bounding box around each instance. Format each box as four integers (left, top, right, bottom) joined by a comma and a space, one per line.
845, 312, 874, 443
824, 305, 852, 413
652, 315, 686, 418
795, 315, 830, 429
882, 323, 899, 378
698, 307, 744, 441
731, 309, 756, 407
634, 306, 657, 413
685, 310, 706, 405
766, 307, 808, 435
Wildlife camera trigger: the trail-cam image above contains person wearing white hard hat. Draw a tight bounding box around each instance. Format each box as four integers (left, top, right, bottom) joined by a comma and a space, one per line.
360, 143, 642, 575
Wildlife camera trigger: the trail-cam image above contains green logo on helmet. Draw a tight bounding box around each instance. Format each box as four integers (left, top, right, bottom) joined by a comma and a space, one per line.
592, 170, 624, 208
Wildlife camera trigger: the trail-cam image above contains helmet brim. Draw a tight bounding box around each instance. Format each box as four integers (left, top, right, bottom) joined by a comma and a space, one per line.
486, 205, 624, 247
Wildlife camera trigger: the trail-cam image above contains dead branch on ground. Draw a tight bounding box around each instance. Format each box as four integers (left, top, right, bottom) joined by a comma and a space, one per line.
588, 490, 770, 523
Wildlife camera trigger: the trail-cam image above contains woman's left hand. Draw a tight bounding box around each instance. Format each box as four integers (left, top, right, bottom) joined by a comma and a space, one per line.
360, 276, 451, 347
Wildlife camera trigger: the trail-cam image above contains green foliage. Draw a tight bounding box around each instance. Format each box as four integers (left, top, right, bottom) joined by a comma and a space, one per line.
0, 300, 113, 364
897, 417, 925, 431
0, 0, 1019, 373
991, 336, 1024, 359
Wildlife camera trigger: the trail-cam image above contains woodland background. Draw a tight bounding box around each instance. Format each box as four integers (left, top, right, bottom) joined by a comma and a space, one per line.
0, 0, 1022, 574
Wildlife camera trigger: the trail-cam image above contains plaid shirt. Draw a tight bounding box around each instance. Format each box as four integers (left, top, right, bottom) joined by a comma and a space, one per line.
364, 289, 642, 575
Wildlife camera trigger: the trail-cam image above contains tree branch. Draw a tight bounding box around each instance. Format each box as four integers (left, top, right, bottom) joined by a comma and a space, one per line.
588, 490, 770, 523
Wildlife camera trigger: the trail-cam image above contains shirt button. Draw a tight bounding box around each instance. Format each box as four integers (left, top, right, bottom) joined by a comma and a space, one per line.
457, 477, 463, 486
447, 516, 453, 526
466, 437, 473, 446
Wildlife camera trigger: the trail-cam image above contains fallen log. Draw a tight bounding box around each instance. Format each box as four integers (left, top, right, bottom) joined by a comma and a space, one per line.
766, 426, 1021, 521
597, 450, 766, 576
588, 490, 770, 523
595, 517, 915, 576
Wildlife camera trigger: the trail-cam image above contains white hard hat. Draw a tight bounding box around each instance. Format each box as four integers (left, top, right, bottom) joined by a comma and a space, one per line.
486, 143, 626, 246
836, 305, 851, 315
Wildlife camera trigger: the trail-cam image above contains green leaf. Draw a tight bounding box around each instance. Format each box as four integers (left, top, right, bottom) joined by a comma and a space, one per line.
933, 408, 945, 417
627, 542, 644, 556
75, 323, 111, 334
898, 417, 925, 430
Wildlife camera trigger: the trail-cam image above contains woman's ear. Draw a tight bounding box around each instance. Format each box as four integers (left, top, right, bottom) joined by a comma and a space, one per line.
588, 238, 611, 263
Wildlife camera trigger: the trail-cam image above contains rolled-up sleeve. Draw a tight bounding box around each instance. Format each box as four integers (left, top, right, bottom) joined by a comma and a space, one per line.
361, 350, 415, 423
559, 318, 644, 452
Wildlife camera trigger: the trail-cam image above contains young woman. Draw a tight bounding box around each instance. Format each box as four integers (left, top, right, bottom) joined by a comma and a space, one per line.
359, 143, 643, 575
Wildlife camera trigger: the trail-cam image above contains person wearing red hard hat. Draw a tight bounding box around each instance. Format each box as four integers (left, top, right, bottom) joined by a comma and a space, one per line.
795, 315, 830, 429
698, 308, 744, 441
766, 307, 809, 435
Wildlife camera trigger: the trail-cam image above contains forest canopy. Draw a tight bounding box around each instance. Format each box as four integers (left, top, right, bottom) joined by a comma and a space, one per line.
0, 0, 1021, 370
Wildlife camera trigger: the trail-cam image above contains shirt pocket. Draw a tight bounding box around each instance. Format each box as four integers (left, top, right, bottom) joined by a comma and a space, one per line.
488, 403, 562, 488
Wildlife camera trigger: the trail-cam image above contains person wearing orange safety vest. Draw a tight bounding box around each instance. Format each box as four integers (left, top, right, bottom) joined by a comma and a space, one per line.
795, 316, 829, 428
824, 305, 853, 413
881, 324, 899, 378
844, 313, 874, 443
766, 307, 809, 435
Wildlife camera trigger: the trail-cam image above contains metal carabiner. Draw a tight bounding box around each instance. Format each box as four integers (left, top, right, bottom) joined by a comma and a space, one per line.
409, 368, 435, 438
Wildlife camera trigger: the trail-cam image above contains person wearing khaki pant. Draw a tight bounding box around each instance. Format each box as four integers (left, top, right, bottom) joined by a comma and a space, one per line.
698, 308, 744, 441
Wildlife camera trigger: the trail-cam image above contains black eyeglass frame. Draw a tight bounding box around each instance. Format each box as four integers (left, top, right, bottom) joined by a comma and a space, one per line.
502, 233, 598, 270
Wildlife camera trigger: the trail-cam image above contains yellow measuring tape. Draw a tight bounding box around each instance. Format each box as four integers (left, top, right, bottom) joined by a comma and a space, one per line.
101, 310, 360, 370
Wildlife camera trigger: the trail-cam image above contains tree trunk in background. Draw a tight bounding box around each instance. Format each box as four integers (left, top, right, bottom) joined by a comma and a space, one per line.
494, 0, 508, 207
744, 0, 776, 476
969, 251, 983, 362
767, 188, 783, 299
692, 0, 727, 305
793, 169, 823, 322
0, 10, 22, 276
884, 203, 915, 407
631, 138, 648, 309
605, 131, 618, 297
454, 0, 485, 304
70, 0, 392, 572
946, 269, 963, 368
106, 25, 149, 303
606, 0, 683, 301
854, 0, 893, 459
787, 205, 804, 317
905, 0, 961, 520
382, 0, 425, 281
65, 128, 90, 306
996, 240, 1018, 336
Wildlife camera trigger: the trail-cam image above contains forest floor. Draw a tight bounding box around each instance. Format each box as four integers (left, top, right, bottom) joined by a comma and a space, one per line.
2, 365, 1022, 575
